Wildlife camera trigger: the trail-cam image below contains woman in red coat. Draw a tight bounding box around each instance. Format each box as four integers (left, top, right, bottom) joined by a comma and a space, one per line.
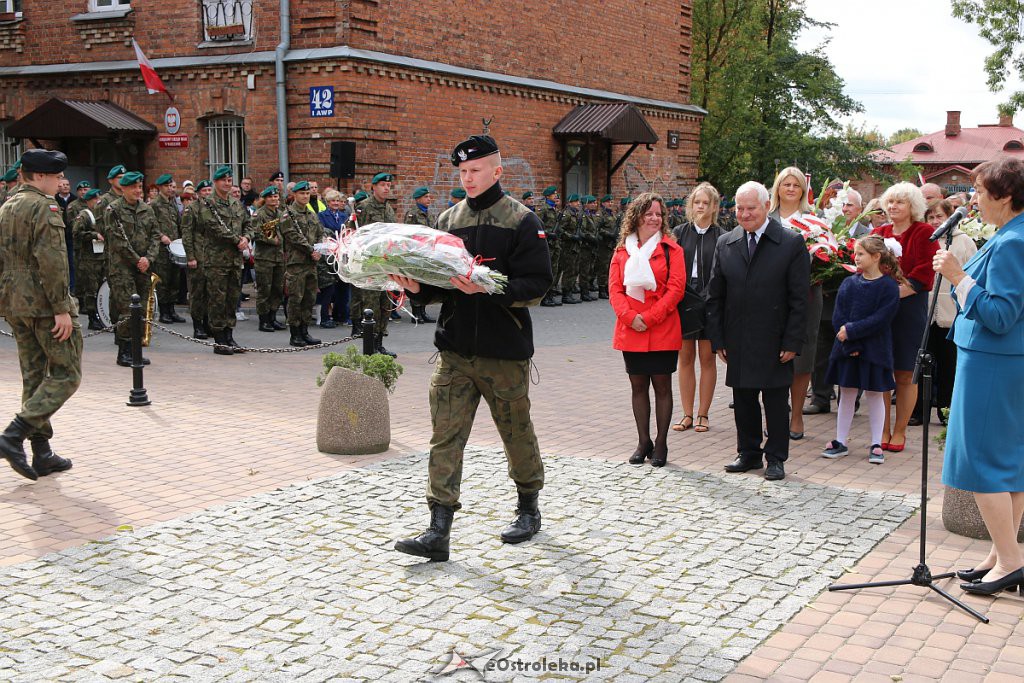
609, 192, 686, 467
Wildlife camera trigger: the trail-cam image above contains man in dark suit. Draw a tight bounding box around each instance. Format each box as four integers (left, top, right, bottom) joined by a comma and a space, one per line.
707, 181, 810, 480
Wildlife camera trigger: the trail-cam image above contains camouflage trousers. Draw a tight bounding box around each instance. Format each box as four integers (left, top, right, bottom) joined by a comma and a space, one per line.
351, 287, 390, 335
205, 265, 242, 333
597, 245, 614, 289
578, 245, 597, 291
5, 315, 82, 439
108, 267, 154, 342
153, 252, 181, 307
558, 243, 580, 293
74, 258, 106, 315
547, 238, 562, 296
256, 260, 285, 316
187, 264, 208, 324
426, 350, 544, 510
285, 264, 316, 326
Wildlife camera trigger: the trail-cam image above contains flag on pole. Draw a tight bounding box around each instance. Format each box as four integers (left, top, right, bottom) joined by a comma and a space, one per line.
132, 39, 173, 101
918, 171, 926, 187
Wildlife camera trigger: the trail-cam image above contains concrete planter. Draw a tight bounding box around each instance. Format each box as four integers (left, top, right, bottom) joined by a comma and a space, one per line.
942, 487, 1024, 542
316, 366, 390, 455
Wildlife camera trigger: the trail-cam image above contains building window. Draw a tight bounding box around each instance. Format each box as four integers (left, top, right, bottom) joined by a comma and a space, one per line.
0, 124, 22, 170
206, 115, 247, 181
0, 0, 22, 17
202, 0, 254, 42
89, 0, 130, 11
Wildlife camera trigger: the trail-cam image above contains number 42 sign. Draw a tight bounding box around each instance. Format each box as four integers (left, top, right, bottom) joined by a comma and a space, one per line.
309, 87, 334, 118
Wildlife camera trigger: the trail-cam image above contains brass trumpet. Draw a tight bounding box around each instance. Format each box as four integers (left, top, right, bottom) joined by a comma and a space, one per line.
260, 217, 280, 240
144, 271, 161, 347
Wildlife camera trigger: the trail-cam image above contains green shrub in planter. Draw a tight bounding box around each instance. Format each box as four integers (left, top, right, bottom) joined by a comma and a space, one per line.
317, 346, 403, 392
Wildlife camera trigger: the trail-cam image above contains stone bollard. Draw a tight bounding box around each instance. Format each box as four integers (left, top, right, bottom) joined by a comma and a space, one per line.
316, 366, 390, 455
943, 487, 1024, 542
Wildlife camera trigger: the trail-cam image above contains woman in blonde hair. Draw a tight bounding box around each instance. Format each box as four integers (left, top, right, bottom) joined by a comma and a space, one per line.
768, 166, 820, 440
609, 192, 686, 467
671, 182, 724, 433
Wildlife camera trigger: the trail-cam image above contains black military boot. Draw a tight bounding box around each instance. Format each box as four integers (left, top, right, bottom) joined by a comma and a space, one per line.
213, 330, 234, 355
258, 312, 275, 332
540, 293, 558, 307
193, 318, 209, 340
411, 304, 436, 324
500, 491, 542, 544
29, 437, 72, 476
351, 320, 363, 338
158, 304, 175, 324
562, 291, 581, 304
375, 333, 397, 358
301, 325, 321, 345
581, 290, 598, 302
289, 325, 307, 347
270, 310, 287, 330
116, 340, 133, 367
0, 417, 38, 481
598, 286, 609, 300
394, 504, 455, 562
226, 329, 246, 353
167, 305, 186, 323
87, 312, 104, 330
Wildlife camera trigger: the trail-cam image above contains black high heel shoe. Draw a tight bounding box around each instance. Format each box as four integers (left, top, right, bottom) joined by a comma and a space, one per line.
960, 567, 1024, 595
956, 567, 992, 582
651, 443, 668, 468
628, 441, 654, 465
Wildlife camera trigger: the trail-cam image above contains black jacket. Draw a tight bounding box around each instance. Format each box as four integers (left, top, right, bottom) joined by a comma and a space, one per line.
410, 182, 552, 360
706, 218, 810, 388
672, 221, 725, 294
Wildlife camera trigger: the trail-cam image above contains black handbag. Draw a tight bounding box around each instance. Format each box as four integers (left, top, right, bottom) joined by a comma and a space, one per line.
662, 242, 707, 336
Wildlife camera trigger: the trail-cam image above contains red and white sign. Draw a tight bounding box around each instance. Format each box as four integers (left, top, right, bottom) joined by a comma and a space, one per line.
158, 134, 189, 149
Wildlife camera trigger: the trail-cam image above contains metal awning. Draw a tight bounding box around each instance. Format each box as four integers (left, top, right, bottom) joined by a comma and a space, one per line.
6, 98, 156, 140
553, 103, 658, 145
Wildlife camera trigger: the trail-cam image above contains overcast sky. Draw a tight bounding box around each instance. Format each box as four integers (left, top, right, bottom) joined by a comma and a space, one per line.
796, 0, 1024, 136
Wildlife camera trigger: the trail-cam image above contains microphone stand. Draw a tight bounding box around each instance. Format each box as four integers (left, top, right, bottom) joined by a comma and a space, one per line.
827, 228, 988, 623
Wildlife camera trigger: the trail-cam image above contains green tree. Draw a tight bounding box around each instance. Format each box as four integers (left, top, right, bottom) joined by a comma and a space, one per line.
951, 0, 1024, 113
888, 127, 924, 145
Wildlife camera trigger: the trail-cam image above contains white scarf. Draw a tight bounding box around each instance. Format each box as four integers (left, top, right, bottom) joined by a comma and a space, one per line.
623, 232, 661, 302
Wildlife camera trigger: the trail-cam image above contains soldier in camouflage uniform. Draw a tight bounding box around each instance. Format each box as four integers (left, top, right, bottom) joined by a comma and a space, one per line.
537, 186, 566, 307
0, 150, 79, 481
278, 181, 324, 347
253, 185, 287, 332
104, 171, 160, 367
181, 180, 213, 339
578, 195, 600, 301
393, 135, 552, 562
347, 171, 397, 356
71, 189, 105, 330
194, 166, 252, 355
596, 193, 618, 299
521, 191, 536, 211
447, 187, 466, 208
64, 181, 92, 224
402, 186, 437, 325
558, 194, 584, 304
0, 167, 18, 205
151, 174, 185, 324
96, 165, 126, 216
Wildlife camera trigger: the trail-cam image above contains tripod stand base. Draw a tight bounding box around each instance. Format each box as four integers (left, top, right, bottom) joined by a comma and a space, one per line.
828, 563, 989, 623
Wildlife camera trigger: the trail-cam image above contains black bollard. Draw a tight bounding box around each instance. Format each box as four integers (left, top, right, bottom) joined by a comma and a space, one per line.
127, 294, 151, 407
362, 308, 375, 356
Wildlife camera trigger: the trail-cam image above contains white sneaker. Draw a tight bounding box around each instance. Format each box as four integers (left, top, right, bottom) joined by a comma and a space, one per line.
235, 310, 247, 321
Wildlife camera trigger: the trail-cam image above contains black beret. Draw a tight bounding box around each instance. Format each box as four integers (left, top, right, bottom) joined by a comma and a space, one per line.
450, 135, 499, 166
269, 171, 284, 182
20, 149, 68, 174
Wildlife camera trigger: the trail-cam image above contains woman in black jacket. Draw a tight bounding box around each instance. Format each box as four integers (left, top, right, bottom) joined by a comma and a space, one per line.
671, 182, 725, 433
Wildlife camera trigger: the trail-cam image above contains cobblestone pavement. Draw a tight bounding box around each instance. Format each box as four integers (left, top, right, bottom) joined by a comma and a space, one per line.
0, 448, 915, 682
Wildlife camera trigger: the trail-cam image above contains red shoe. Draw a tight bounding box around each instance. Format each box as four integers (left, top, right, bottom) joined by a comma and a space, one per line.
884, 439, 905, 453
881, 442, 890, 451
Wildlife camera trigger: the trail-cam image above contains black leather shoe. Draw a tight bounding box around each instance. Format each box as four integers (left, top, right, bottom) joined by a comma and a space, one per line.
320, 319, 337, 329
956, 567, 993, 582
764, 460, 785, 481
651, 443, 668, 468
168, 307, 186, 323
29, 437, 72, 476
789, 431, 804, 441
500, 492, 541, 544
289, 326, 307, 347
271, 316, 287, 331
908, 416, 923, 427
628, 440, 654, 464
580, 291, 597, 302
159, 308, 175, 324
375, 335, 397, 358
0, 417, 38, 481
258, 313, 276, 332
540, 295, 558, 307
724, 456, 762, 473
802, 403, 830, 415
395, 504, 454, 562
961, 567, 1024, 595
193, 322, 209, 340
87, 313, 105, 330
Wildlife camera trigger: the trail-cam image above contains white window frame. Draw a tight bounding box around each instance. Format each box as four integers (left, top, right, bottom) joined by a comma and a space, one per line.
88, 0, 130, 12
0, 0, 23, 16
201, 0, 254, 43
206, 116, 247, 182
0, 124, 22, 170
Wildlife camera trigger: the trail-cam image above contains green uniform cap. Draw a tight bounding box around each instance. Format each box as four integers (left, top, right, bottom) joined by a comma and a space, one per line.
353, 190, 368, 202
601, 193, 614, 202
584, 195, 596, 203
291, 180, 310, 192
75, 181, 91, 191
260, 186, 279, 198
567, 194, 580, 203
542, 185, 558, 197
371, 172, 394, 185
412, 186, 430, 199
2, 169, 17, 183
212, 165, 232, 181
155, 173, 173, 186
522, 191, 534, 200
83, 188, 102, 200
196, 179, 212, 190
450, 188, 466, 199
118, 171, 144, 186
106, 164, 127, 180
621, 197, 632, 207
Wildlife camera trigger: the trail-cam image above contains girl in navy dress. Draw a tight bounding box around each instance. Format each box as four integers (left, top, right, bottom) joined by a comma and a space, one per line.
821, 235, 904, 464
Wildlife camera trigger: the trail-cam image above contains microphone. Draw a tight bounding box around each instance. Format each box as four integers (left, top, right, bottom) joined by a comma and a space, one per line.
929, 206, 969, 242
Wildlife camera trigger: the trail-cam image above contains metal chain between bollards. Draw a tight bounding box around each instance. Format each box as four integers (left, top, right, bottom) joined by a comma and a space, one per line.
146, 320, 359, 353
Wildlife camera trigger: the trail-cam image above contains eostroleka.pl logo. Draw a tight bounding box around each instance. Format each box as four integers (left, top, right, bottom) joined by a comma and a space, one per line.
435, 649, 602, 679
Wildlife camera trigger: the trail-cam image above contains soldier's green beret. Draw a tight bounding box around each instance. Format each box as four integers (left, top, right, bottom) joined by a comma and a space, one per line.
371, 172, 394, 185
155, 173, 173, 186
353, 189, 368, 202
450, 188, 466, 199
412, 186, 430, 199
21, 149, 68, 174
621, 197, 632, 207
196, 179, 212, 190
2, 168, 17, 183
522, 191, 534, 200
292, 180, 310, 192
542, 185, 558, 197
601, 193, 614, 202
12, 159, 20, 170
212, 165, 232, 181
584, 195, 597, 203
75, 181, 91, 191
567, 194, 580, 203
118, 171, 144, 186
84, 188, 102, 201
260, 186, 279, 198
450, 134, 499, 166
107, 164, 127, 180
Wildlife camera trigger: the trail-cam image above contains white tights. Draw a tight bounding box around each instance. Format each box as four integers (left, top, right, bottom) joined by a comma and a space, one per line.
836, 387, 886, 447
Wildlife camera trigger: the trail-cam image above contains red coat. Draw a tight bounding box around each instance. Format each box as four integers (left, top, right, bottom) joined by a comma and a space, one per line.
872, 222, 939, 291
609, 237, 686, 351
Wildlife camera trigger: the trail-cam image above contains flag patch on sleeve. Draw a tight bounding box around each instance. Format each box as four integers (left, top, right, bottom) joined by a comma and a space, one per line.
49, 205, 61, 212
537, 229, 546, 239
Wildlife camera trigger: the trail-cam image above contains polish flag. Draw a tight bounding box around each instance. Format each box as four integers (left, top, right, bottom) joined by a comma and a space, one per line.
132, 39, 172, 101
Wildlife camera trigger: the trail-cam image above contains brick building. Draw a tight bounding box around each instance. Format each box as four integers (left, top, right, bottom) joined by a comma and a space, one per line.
0, 1, 704, 217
